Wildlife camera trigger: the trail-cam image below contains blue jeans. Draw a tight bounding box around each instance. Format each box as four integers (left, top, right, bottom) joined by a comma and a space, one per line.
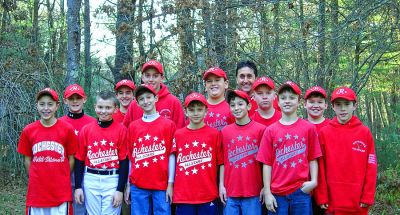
176, 200, 218, 215
268, 188, 312, 215
224, 196, 261, 215
130, 184, 171, 215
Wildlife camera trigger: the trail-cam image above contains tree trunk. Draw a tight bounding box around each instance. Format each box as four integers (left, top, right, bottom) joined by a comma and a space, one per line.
58, 0, 67, 66
112, 0, 135, 82
214, 0, 227, 70
201, 0, 217, 67
328, 0, 339, 87
177, 0, 195, 75
316, 0, 326, 86
259, 5, 270, 76
271, 2, 280, 76
31, 0, 39, 45
83, 0, 91, 95
66, 0, 82, 86
299, 0, 309, 85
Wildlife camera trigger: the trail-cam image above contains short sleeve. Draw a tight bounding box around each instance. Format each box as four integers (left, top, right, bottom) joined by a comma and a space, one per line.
256, 127, 274, 166
307, 125, 322, 161
65, 125, 78, 156
75, 126, 87, 161
17, 128, 33, 157
216, 132, 224, 165
118, 126, 128, 160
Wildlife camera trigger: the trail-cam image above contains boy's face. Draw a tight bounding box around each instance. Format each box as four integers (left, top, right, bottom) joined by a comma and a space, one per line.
116, 86, 134, 108
236, 66, 256, 94
137, 92, 158, 114
142, 68, 164, 93
304, 95, 327, 119
229, 97, 251, 121
332, 98, 356, 124
95, 98, 117, 122
64, 94, 86, 113
278, 91, 300, 114
253, 85, 275, 110
37, 95, 59, 121
185, 103, 207, 125
205, 74, 228, 100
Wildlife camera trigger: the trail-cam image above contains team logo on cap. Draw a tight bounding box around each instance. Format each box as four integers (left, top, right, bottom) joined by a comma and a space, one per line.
189, 93, 201, 99
69, 86, 80, 91
336, 88, 347, 95
147, 60, 158, 66
43, 88, 52, 92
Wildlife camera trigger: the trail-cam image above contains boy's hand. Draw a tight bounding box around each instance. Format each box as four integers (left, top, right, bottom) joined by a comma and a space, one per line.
166, 182, 173, 204
264, 191, 277, 213
124, 186, 131, 205
320, 204, 328, 209
301, 180, 317, 194
360, 203, 369, 208
74, 188, 84, 205
259, 187, 265, 204
112, 191, 123, 208
219, 185, 227, 205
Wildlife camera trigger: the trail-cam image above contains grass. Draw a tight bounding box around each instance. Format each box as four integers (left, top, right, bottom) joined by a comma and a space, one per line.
0, 169, 26, 214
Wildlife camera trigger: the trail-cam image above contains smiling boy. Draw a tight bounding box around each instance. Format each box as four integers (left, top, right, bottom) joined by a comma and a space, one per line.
315, 86, 377, 215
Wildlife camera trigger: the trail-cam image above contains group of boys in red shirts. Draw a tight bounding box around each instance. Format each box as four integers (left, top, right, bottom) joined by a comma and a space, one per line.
17, 60, 377, 215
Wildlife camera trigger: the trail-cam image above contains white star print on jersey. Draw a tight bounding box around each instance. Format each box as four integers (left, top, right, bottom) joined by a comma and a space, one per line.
275, 132, 307, 170
132, 133, 167, 168
176, 139, 213, 176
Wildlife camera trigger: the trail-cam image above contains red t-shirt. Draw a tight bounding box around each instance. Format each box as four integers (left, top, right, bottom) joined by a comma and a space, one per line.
123, 84, 185, 128
172, 125, 223, 203
257, 118, 322, 195
204, 100, 235, 131
59, 114, 96, 136
17, 120, 78, 207
75, 121, 128, 169
112, 109, 125, 124
221, 121, 266, 197
127, 117, 176, 190
251, 110, 282, 127
307, 118, 331, 133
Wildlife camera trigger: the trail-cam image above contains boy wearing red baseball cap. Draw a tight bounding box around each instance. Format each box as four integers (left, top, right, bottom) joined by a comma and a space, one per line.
252, 77, 281, 127
257, 81, 321, 214
59, 84, 96, 214
123, 60, 185, 128
125, 84, 176, 215
315, 86, 377, 215
219, 89, 266, 215
113, 79, 135, 123
203, 67, 235, 130
172, 92, 223, 214
304, 86, 330, 133
18, 88, 78, 215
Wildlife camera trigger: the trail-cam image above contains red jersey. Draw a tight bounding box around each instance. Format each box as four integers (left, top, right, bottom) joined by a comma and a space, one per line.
123, 84, 185, 128
315, 116, 377, 214
257, 118, 321, 195
75, 121, 128, 169
248, 97, 258, 116
251, 110, 281, 127
17, 120, 78, 207
112, 109, 125, 124
172, 125, 223, 203
59, 113, 96, 136
204, 100, 235, 131
221, 121, 266, 197
127, 117, 176, 190
307, 118, 330, 133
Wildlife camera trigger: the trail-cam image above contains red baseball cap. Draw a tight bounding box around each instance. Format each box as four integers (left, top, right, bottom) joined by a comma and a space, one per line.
203, 67, 227, 80
64, 84, 86, 99
184, 92, 208, 107
331, 86, 357, 102
142, 60, 163, 75
36, 88, 59, 102
278, 81, 302, 96
134, 84, 157, 99
252, 76, 275, 90
115, 79, 135, 91
226, 89, 251, 104
304, 86, 327, 99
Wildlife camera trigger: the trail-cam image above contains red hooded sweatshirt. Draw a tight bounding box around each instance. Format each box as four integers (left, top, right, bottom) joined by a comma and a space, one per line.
123, 83, 185, 128
315, 116, 377, 214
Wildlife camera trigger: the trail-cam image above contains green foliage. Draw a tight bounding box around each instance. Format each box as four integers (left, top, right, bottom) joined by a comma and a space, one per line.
370, 164, 400, 214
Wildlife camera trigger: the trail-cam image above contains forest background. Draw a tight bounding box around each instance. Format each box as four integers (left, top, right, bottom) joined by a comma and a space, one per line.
0, 0, 399, 213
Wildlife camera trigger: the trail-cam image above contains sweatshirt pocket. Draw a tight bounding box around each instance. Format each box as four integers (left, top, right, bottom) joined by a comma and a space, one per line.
328, 182, 363, 210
